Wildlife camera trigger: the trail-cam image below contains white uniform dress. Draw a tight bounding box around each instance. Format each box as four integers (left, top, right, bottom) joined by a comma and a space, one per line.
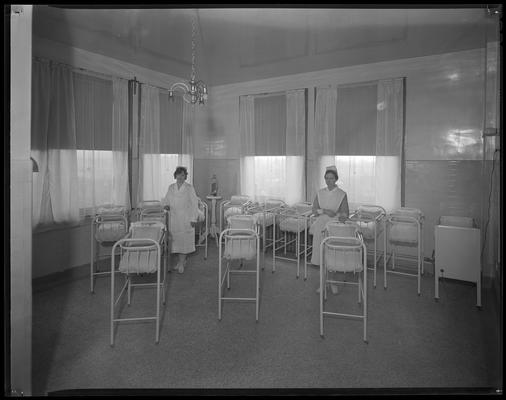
162, 182, 199, 254
309, 186, 348, 265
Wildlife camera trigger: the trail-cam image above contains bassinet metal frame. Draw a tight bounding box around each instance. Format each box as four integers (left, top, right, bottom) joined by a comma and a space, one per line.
90, 205, 129, 293
218, 216, 260, 321
320, 228, 368, 342
272, 202, 313, 280
383, 208, 424, 295
349, 204, 387, 288
110, 221, 168, 345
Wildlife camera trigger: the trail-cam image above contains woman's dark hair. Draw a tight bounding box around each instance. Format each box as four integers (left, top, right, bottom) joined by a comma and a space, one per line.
324, 170, 338, 180
174, 166, 188, 179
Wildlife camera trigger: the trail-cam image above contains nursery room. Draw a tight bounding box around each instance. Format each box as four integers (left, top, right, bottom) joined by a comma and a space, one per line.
8, 4, 502, 396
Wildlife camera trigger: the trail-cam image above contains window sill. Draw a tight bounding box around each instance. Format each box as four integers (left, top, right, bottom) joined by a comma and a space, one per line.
33, 217, 92, 234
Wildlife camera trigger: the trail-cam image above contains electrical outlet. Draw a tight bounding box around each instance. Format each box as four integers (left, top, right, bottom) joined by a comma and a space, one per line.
10, 388, 25, 396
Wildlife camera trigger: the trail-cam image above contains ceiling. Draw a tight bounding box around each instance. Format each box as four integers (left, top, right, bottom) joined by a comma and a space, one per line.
32, 5, 495, 86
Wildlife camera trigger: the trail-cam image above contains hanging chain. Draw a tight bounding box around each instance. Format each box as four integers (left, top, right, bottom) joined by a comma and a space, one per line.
191, 15, 196, 82
171, 10, 206, 104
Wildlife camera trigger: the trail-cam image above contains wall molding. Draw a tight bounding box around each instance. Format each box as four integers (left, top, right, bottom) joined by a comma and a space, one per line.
32, 35, 185, 89
211, 47, 485, 96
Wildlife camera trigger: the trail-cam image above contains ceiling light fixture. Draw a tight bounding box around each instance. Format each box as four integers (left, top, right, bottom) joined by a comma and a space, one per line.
169, 11, 208, 105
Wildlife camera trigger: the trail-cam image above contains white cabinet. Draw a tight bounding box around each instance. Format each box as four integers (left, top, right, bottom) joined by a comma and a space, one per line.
434, 224, 481, 307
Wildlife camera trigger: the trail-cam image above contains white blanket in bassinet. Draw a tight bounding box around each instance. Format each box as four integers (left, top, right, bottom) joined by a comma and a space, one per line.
96, 221, 127, 242
389, 220, 418, 244
223, 234, 257, 260
252, 212, 275, 227
355, 220, 383, 240
324, 239, 363, 273
224, 206, 243, 219
119, 226, 164, 274
279, 214, 313, 233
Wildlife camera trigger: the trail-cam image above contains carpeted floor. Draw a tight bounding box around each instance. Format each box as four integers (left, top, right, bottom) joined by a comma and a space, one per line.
32, 245, 502, 395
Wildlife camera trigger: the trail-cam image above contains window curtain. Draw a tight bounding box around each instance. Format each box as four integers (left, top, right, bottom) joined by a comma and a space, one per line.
181, 101, 195, 179
140, 87, 193, 202
239, 95, 256, 198
111, 77, 130, 209
73, 73, 130, 214
311, 78, 403, 212
332, 81, 378, 211
285, 89, 306, 204
158, 94, 193, 197
31, 59, 52, 226
239, 90, 305, 205
139, 85, 161, 201
31, 59, 79, 225
375, 78, 403, 212
308, 86, 337, 202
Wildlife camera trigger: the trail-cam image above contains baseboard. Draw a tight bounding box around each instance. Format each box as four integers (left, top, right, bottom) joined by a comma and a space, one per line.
32, 263, 89, 292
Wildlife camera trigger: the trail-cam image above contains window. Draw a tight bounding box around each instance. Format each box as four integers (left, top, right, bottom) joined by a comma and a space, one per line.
312, 79, 403, 212
142, 153, 193, 200
242, 156, 285, 201
160, 93, 193, 186
141, 92, 193, 201
77, 150, 115, 217
331, 83, 378, 209
73, 72, 116, 217
335, 156, 375, 208
240, 90, 306, 205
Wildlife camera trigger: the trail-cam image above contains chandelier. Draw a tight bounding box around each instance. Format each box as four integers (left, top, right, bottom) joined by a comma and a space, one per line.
169, 12, 208, 105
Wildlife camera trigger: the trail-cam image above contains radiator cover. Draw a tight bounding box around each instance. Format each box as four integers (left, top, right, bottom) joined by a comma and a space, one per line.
434, 224, 481, 306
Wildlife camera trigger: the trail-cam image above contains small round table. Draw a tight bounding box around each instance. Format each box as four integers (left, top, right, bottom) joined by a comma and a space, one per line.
206, 195, 222, 246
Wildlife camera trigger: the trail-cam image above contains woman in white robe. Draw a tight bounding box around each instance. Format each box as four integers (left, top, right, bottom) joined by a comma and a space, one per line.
310, 165, 349, 266
162, 166, 199, 274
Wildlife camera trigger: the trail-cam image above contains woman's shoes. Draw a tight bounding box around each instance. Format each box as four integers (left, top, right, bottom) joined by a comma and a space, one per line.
330, 283, 339, 295
177, 258, 188, 274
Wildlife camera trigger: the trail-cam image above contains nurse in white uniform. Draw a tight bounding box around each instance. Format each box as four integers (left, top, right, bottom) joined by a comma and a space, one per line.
162, 166, 199, 274
310, 165, 349, 266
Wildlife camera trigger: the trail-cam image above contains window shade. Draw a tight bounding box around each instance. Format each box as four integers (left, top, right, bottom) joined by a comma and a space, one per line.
73, 73, 113, 151
254, 94, 286, 155
335, 83, 377, 155
159, 93, 183, 154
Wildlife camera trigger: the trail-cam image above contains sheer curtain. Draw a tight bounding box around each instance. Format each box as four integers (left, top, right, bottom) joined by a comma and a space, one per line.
239, 95, 256, 198
311, 78, 404, 212
140, 87, 194, 202
239, 90, 305, 205
74, 73, 129, 215
308, 86, 337, 202
285, 89, 306, 204
181, 101, 195, 181
111, 77, 130, 208
375, 78, 403, 212
139, 85, 162, 201
32, 59, 130, 226
31, 59, 52, 226
31, 59, 79, 225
